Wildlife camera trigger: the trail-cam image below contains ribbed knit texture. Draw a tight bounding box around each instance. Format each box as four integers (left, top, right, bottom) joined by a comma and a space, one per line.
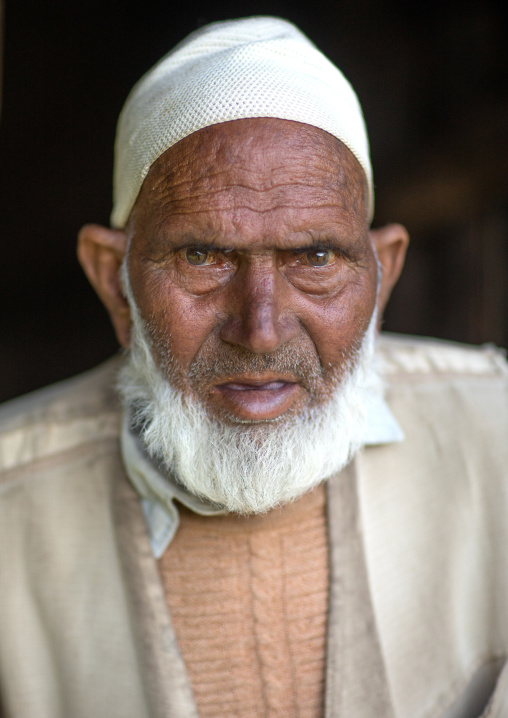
158, 484, 328, 717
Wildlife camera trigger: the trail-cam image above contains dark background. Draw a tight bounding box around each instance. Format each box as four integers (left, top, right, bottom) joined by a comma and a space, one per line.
0, 0, 507, 403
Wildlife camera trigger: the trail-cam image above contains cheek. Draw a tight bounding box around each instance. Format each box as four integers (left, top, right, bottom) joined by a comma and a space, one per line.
131, 269, 220, 372
299, 273, 377, 369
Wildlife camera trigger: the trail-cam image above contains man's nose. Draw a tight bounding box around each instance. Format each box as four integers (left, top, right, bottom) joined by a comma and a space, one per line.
219, 259, 296, 354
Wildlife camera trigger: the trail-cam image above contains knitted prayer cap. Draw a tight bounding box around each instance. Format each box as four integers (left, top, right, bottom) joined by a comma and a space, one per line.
111, 16, 374, 228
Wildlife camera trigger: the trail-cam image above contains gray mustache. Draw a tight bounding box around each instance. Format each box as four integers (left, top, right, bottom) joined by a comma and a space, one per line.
188, 343, 325, 388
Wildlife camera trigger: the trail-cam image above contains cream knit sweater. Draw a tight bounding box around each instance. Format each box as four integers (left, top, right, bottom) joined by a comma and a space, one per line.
158, 485, 328, 717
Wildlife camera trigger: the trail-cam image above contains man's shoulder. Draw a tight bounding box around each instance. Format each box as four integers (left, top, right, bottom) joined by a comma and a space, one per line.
0, 357, 123, 477
377, 332, 508, 382
375, 333, 508, 464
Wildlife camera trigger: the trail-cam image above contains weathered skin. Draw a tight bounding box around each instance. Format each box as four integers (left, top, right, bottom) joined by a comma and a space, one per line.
78, 118, 408, 423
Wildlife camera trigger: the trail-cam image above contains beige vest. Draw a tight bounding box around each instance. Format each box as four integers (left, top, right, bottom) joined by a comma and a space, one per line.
0, 335, 507, 718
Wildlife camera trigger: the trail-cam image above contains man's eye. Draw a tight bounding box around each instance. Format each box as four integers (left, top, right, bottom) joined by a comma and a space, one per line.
305, 249, 335, 267
185, 248, 211, 266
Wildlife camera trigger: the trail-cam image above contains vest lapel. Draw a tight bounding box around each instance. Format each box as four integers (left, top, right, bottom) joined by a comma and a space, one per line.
325, 459, 395, 718
112, 467, 199, 718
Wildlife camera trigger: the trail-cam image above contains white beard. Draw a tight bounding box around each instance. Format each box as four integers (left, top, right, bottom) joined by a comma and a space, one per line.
118, 268, 382, 514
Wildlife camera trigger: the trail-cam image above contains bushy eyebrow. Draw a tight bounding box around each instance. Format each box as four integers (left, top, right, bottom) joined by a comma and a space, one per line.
167, 236, 339, 252
163, 235, 365, 266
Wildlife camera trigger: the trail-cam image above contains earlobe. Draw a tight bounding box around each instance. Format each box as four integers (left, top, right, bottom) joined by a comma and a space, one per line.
369, 223, 409, 322
77, 224, 131, 347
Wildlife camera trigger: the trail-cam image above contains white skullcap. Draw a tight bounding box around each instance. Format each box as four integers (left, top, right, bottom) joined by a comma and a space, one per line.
111, 16, 374, 228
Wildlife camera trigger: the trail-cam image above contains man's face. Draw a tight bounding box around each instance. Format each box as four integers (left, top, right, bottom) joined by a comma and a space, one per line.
125, 118, 378, 425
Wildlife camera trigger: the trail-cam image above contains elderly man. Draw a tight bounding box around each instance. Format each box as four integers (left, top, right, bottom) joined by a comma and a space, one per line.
0, 16, 507, 718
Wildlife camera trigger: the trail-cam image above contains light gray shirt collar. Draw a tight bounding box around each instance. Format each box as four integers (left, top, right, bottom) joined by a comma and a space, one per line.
120, 391, 404, 558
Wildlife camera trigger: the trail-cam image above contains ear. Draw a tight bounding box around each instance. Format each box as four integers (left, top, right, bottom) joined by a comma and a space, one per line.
77, 224, 131, 347
369, 223, 409, 322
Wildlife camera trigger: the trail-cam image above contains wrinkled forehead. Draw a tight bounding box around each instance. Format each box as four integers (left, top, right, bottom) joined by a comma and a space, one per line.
129, 118, 369, 229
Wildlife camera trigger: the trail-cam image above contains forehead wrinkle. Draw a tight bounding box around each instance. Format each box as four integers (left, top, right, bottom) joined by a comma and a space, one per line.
199, 154, 352, 195
149, 119, 363, 188
154, 207, 366, 253
148, 157, 349, 199
210, 123, 366, 194
145, 173, 361, 220
132, 120, 369, 231
149, 200, 355, 226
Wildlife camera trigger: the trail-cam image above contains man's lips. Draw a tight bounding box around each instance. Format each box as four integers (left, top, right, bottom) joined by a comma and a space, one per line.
219, 379, 289, 391
212, 376, 303, 421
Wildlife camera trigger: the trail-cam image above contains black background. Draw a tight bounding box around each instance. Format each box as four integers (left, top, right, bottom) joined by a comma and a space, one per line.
0, 0, 507, 402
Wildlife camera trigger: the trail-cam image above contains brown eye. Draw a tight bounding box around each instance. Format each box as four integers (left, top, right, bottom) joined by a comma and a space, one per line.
306, 250, 332, 267
185, 248, 209, 266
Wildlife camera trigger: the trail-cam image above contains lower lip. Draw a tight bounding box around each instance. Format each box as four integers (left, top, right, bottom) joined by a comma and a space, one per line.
213, 381, 301, 421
